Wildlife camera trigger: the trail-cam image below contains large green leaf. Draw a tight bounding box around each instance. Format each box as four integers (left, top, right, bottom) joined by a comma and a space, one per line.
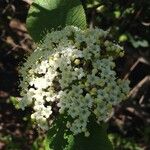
45, 115, 113, 150
71, 121, 113, 150
26, 0, 87, 42
46, 115, 69, 150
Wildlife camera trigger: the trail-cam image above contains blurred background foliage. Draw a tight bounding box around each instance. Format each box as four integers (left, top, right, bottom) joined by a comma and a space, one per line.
85, 0, 150, 59
0, 0, 150, 149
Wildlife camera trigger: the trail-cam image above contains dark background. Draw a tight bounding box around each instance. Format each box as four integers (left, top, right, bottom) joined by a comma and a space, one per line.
0, 0, 150, 149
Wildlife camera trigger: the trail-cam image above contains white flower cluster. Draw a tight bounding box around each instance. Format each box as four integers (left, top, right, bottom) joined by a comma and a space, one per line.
19, 26, 130, 136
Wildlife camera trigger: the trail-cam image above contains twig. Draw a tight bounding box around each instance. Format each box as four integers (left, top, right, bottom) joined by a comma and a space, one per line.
123, 59, 140, 80
89, 10, 95, 28
126, 107, 144, 119
123, 57, 150, 80
22, 0, 33, 5
142, 21, 150, 27
134, 7, 143, 20
139, 94, 145, 104
128, 75, 150, 98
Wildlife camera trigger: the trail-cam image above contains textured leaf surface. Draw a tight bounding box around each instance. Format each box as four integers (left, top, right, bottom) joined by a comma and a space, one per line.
71, 121, 113, 150
46, 116, 113, 150
46, 115, 69, 150
26, 0, 87, 42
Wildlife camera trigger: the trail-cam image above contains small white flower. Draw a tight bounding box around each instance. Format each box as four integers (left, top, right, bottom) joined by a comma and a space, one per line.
19, 26, 130, 136
85, 131, 90, 137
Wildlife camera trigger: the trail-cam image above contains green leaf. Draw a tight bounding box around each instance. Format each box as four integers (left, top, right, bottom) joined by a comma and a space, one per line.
46, 115, 113, 150
44, 136, 51, 150
71, 121, 113, 150
128, 34, 149, 48
26, 0, 87, 42
46, 115, 69, 150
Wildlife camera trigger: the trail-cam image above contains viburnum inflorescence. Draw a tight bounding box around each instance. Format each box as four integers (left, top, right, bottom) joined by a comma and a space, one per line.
19, 26, 130, 136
